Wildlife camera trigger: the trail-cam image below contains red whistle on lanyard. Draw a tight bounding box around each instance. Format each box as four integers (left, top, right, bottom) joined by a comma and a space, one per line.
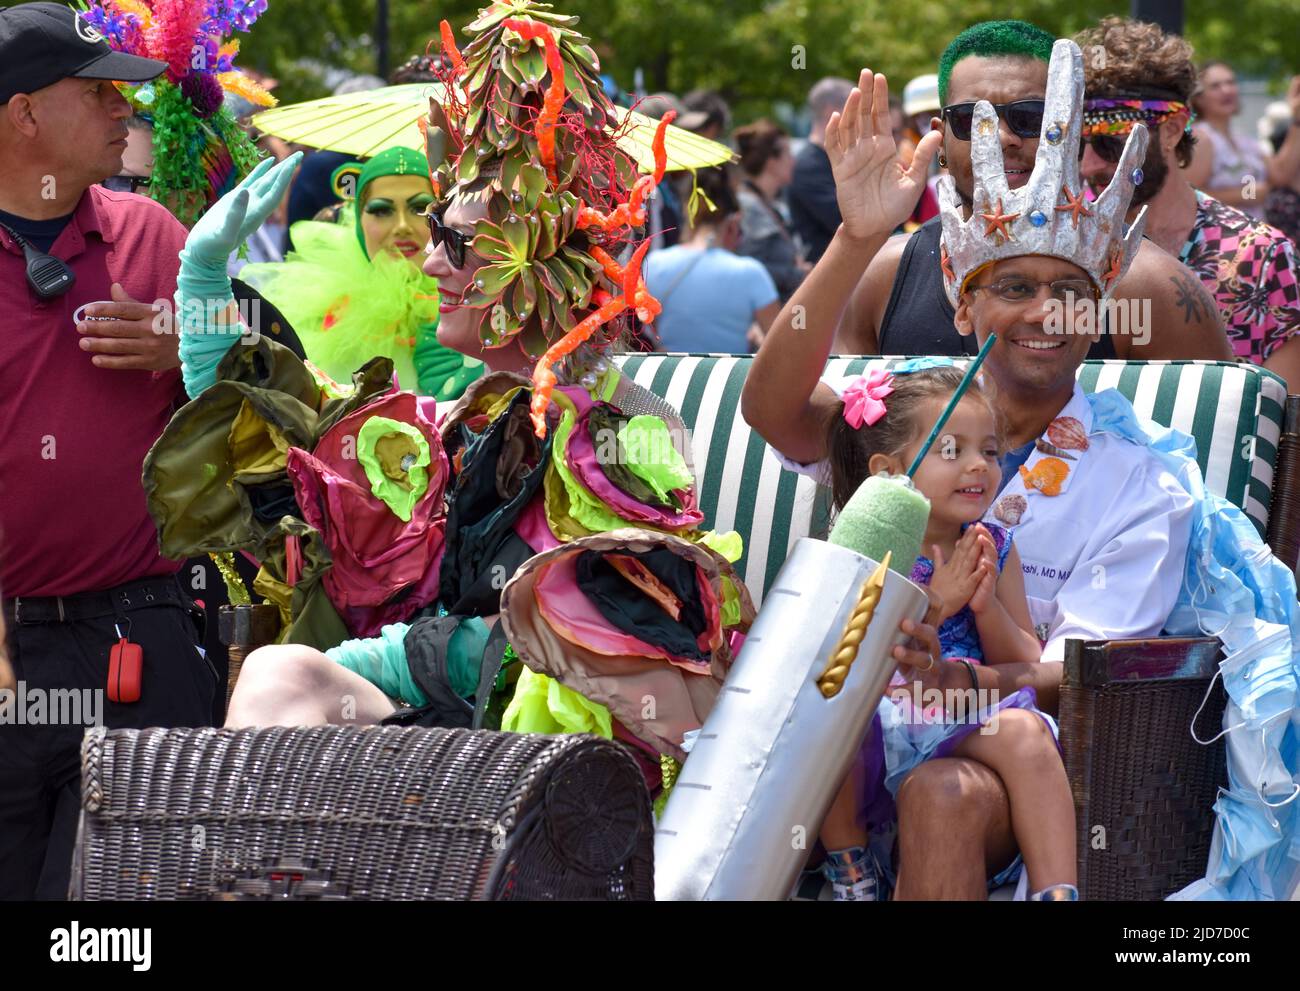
108, 623, 143, 704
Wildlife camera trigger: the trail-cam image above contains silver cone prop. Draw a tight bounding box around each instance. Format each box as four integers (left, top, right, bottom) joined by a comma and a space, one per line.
937, 38, 1149, 305
654, 538, 930, 901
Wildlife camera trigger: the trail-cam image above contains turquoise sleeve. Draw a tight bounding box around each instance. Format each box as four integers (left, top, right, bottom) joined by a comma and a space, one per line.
324, 622, 426, 705
175, 244, 243, 399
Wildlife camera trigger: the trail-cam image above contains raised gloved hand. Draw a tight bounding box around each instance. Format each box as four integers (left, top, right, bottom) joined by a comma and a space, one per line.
177, 152, 303, 398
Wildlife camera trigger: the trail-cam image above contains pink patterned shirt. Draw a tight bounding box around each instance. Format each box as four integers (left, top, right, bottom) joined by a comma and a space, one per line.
1180, 192, 1300, 363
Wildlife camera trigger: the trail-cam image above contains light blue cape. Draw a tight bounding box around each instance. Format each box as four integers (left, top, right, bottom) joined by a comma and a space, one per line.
1088, 389, 1300, 901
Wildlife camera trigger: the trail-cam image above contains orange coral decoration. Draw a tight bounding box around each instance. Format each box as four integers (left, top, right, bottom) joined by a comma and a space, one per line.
526, 98, 673, 437
575, 114, 674, 234
589, 245, 624, 283
502, 18, 566, 184
439, 20, 465, 75
530, 290, 629, 434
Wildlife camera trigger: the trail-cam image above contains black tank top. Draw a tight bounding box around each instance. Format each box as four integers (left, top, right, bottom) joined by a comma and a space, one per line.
877, 216, 1116, 359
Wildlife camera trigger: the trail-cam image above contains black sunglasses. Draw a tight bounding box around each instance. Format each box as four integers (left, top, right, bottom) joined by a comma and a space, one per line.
102, 174, 151, 194
426, 209, 472, 267
1079, 133, 1130, 164
942, 100, 1046, 141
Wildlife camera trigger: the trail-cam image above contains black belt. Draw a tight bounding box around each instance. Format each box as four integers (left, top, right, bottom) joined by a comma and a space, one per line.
2, 575, 189, 626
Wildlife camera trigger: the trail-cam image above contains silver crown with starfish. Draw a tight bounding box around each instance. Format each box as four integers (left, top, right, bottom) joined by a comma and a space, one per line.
937, 39, 1149, 306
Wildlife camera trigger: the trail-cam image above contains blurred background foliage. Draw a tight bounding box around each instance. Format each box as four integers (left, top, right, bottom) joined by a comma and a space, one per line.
241, 0, 1300, 123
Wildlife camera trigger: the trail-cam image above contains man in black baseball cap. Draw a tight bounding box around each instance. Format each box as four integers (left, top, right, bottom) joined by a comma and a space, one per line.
0, 4, 218, 901
0, 2, 165, 104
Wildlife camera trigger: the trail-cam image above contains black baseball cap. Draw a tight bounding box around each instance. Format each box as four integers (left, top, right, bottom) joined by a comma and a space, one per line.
0, 2, 166, 104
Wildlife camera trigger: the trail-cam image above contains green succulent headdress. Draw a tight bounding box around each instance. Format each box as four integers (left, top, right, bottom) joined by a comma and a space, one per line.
426, 2, 674, 435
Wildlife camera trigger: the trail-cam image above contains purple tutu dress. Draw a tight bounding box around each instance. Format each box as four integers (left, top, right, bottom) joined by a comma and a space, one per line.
852, 522, 1059, 890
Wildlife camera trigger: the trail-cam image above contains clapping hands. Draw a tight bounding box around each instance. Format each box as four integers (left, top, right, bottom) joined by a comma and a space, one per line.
929, 525, 999, 623
825, 69, 942, 241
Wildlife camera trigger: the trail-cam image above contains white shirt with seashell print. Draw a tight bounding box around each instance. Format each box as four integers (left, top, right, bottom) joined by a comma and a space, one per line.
772, 379, 1195, 663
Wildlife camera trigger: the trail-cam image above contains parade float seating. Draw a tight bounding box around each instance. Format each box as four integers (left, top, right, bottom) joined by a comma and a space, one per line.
74, 355, 1298, 900
616, 353, 1298, 900
615, 354, 1294, 599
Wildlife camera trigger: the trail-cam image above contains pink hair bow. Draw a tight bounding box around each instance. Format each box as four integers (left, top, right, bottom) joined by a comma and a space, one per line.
842, 369, 895, 429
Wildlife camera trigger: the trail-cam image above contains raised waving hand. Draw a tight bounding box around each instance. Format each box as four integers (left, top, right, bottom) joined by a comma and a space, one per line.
825, 69, 942, 240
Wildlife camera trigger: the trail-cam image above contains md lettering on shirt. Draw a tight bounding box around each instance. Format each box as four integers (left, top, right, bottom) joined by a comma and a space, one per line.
1021, 560, 1072, 583
49, 922, 151, 972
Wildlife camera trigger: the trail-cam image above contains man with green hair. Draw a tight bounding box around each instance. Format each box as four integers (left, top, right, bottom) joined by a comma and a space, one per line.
831, 19, 1230, 362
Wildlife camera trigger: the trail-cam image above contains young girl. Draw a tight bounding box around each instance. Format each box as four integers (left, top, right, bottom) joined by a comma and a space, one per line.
817, 361, 1078, 902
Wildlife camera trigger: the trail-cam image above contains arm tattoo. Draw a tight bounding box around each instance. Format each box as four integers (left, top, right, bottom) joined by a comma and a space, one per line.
1171, 272, 1215, 325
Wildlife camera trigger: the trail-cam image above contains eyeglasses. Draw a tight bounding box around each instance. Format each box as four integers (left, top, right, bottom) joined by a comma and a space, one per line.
969, 276, 1097, 303
101, 174, 151, 194
426, 209, 472, 267
941, 100, 1045, 141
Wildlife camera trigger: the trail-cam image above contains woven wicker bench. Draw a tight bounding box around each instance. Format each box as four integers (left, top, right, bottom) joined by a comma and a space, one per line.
615, 352, 1299, 900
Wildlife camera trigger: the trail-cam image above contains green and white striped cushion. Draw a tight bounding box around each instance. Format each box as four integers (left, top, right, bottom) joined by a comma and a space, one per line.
614, 354, 1286, 604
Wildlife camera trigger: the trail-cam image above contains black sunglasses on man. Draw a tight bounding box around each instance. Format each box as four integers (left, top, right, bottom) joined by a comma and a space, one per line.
941, 99, 1046, 141
101, 174, 151, 194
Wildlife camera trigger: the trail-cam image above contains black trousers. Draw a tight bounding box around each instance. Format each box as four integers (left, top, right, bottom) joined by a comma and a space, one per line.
0, 575, 217, 900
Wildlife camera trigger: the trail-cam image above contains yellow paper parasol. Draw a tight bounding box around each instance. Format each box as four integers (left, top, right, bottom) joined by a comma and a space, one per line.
251, 83, 733, 172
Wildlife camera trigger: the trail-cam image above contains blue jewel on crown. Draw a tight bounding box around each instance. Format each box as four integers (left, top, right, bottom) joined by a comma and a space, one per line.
1045, 123, 1063, 144
1131, 167, 1144, 185
1029, 210, 1048, 227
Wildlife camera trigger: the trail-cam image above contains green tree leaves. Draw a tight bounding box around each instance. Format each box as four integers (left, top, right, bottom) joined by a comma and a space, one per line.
240, 2, 1299, 126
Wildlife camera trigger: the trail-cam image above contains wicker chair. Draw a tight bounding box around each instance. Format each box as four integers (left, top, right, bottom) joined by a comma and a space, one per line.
616, 354, 1299, 900
1060, 636, 1227, 899
72, 725, 654, 900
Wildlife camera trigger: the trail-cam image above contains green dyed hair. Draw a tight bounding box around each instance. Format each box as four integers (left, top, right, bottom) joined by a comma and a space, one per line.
937, 20, 1055, 105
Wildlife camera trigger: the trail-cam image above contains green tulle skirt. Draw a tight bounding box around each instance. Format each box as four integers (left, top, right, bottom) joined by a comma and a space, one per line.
241, 220, 480, 400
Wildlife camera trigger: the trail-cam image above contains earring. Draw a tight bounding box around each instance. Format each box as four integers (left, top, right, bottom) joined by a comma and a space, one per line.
938, 153, 948, 168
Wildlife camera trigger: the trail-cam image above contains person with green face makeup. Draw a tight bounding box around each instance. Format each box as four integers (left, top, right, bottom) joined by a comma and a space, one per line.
242, 146, 481, 400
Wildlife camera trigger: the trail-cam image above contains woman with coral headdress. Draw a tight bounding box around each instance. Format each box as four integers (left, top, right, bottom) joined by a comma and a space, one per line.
144, 1, 755, 801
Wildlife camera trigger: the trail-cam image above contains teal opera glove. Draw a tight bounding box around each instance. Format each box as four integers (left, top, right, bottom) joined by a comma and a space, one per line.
325, 617, 492, 705
176, 152, 304, 398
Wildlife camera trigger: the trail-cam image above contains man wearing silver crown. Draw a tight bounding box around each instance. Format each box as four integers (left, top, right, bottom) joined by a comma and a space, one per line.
748, 39, 1300, 899
826, 19, 1229, 363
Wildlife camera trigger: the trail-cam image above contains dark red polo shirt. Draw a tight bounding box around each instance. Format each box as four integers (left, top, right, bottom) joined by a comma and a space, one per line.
0, 186, 189, 597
